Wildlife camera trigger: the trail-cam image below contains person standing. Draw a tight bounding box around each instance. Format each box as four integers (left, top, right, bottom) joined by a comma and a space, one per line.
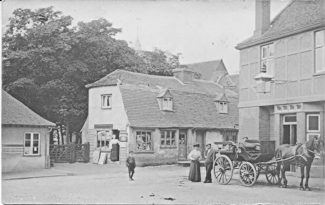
188, 144, 201, 182
110, 135, 120, 162
203, 144, 215, 183
126, 151, 136, 181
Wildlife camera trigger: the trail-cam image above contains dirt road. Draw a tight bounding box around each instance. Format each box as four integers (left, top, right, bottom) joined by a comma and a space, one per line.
2, 164, 325, 204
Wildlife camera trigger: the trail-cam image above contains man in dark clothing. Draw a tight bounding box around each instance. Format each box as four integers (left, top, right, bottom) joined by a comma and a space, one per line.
126, 151, 136, 180
204, 144, 215, 183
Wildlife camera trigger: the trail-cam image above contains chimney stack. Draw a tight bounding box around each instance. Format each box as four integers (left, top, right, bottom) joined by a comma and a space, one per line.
254, 0, 270, 36
172, 67, 194, 84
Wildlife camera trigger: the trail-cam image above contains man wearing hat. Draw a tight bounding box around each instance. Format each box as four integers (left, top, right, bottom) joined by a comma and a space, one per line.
203, 143, 215, 183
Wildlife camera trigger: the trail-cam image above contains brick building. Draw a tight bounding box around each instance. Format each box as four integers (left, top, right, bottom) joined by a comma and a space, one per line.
236, 0, 325, 175
81, 68, 238, 165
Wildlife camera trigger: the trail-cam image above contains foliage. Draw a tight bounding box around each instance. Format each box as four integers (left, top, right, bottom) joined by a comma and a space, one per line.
3, 7, 180, 136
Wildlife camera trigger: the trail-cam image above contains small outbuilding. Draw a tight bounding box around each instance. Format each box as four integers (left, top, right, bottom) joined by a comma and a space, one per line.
2, 91, 55, 173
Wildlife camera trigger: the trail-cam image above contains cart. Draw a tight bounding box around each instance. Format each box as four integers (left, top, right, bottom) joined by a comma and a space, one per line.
213, 140, 279, 187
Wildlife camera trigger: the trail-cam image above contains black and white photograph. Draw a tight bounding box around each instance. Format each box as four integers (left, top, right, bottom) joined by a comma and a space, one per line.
1, 0, 325, 204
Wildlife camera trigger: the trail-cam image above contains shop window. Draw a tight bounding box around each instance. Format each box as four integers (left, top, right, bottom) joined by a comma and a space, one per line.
315, 30, 325, 73
160, 130, 176, 147
307, 114, 320, 132
101, 94, 112, 109
24, 133, 40, 156
97, 130, 112, 148
260, 43, 274, 76
136, 131, 153, 152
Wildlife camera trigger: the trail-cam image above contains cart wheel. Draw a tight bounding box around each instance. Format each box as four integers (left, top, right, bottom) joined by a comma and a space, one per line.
213, 155, 233, 185
265, 164, 279, 185
255, 165, 260, 180
239, 162, 257, 186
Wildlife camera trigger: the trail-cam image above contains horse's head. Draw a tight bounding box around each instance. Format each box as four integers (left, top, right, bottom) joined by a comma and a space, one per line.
306, 136, 324, 157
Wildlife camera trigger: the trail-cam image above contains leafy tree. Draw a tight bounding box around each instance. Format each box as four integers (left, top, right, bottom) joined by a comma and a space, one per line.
3, 7, 180, 142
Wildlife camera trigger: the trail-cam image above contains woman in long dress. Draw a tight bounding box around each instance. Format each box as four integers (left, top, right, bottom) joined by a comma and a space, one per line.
188, 144, 201, 182
110, 135, 120, 161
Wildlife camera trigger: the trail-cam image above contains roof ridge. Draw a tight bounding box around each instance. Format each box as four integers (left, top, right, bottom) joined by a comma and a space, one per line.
184, 59, 222, 66
116, 69, 175, 79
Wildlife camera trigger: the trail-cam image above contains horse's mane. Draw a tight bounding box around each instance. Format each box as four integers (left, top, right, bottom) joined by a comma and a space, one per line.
305, 137, 315, 150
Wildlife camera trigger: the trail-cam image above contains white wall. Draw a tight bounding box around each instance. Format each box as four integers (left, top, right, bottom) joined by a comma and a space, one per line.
88, 85, 129, 130
205, 130, 223, 150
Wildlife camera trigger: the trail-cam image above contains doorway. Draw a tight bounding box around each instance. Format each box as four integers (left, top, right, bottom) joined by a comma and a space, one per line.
196, 130, 206, 159
282, 115, 297, 145
282, 115, 297, 171
178, 130, 187, 161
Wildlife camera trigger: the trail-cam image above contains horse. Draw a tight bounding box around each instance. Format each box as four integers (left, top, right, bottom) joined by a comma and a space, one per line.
274, 136, 323, 191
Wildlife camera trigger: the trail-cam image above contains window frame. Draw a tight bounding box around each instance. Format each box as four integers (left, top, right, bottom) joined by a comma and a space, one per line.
260, 43, 274, 76
101, 94, 112, 109
315, 30, 325, 74
306, 133, 320, 142
218, 101, 228, 114
306, 114, 320, 132
162, 97, 173, 111
96, 130, 112, 148
135, 130, 154, 152
23, 132, 41, 156
160, 130, 177, 148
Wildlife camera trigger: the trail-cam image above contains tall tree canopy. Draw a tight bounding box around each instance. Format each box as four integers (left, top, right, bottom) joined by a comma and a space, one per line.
3, 7, 180, 136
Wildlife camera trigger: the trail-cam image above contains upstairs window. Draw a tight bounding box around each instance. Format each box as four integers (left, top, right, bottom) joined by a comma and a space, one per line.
315, 30, 325, 73
260, 43, 274, 76
101, 94, 112, 109
162, 97, 173, 111
24, 133, 40, 156
218, 102, 228, 114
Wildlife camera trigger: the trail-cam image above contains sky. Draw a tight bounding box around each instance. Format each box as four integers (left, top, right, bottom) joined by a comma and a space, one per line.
2, 0, 290, 74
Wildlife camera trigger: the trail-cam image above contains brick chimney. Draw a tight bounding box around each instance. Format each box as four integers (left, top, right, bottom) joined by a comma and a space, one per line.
172, 68, 194, 84
254, 0, 270, 36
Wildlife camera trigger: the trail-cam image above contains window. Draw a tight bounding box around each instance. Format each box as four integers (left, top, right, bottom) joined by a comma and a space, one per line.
101, 95, 112, 109
218, 102, 228, 114
283, 115, 297, 124
307, 133, 320, 141
260, 43, 274, 76
315, 30, 325, 73
136, 131, 153, 152
24, 133, 40, 155
160, 130, 176, 147
162, 97, 173, 111
97, 130, 112, 148
307, 114, 320, 132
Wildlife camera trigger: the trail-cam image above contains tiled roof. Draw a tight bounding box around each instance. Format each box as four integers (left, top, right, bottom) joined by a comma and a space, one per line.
86, 69, 238, 97
237, 0, 324, 49
2, 91, 55, 127
185, 60, 228, 82
120, 85, 238, 129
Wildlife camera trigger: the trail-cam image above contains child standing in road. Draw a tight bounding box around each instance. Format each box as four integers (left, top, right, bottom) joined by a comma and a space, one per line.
126, 151, 136, 181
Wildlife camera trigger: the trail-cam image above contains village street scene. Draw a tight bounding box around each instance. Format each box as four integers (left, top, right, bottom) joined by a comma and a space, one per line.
1, 0, 325, 204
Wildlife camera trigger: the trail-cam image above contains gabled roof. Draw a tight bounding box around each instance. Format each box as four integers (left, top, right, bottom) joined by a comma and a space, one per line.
236, 0, 325, 49
120, 85, 238, 129
2, 91, 55, 127
86, 69, 238, 97
214, 93, 228, 102
156, 88, 172, 98
185, 60, 228, 82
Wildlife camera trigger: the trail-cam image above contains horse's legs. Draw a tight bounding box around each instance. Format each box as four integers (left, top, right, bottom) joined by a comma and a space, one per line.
305, 164, 311, 191
277, 162, 282, 186
280, 163, 288, 188
299, 166, 305, 190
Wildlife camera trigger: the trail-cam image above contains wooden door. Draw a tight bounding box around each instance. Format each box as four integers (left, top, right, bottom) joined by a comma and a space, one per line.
178, 130, 187, 160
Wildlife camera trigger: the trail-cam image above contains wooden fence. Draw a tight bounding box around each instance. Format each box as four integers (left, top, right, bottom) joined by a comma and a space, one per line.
50, 143, 90, 165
